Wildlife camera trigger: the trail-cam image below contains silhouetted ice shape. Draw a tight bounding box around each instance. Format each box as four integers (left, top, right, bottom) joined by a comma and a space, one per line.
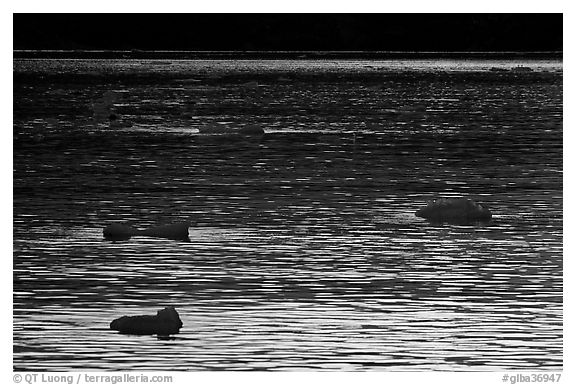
241, 80, 259, 88
88, 90, 134, 128
103, 222, 190, 241
238, 124, 265, 136
512, 66, 534, 72
198, 124, 265, 139
103, 223, 136, 241
415, 198, 492, 224
110, 306, 183, 336
92, 90, 121, 120
198, 124, 234, 134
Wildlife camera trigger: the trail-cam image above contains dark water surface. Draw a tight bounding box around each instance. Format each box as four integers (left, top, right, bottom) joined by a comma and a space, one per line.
13, 58, 562, 371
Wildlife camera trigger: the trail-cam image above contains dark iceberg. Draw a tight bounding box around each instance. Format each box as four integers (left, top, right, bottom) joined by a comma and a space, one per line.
416, 198, 492, 224
103, 221, 190, 241
110, 306, 183, 336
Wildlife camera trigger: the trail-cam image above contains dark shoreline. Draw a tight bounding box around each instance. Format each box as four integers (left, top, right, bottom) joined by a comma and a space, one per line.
13, 50, 563, 60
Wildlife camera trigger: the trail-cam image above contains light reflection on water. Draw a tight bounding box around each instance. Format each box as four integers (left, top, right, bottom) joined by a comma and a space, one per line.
13, 59, 562, 371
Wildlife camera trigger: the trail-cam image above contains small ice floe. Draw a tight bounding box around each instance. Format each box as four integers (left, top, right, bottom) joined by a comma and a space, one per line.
198, 124, 235, 134
415, 197, 492, 224
367, 84, 384, 91
489, 67, 510, 72
238, 124, 265, 136
512, 66, 534, 72
106, 113, 132, 128
198, 124, 265, 137
241, 81, 260, 89
91, 90, 133, 128
110, 306, 183, 336
91, 91, 121, 120
103, 221, 191, 241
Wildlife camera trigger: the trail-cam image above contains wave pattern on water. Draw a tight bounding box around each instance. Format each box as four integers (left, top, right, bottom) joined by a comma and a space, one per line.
13, 59, 562, 371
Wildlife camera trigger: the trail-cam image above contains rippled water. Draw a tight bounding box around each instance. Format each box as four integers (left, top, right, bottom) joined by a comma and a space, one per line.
13, 58, 562, 371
